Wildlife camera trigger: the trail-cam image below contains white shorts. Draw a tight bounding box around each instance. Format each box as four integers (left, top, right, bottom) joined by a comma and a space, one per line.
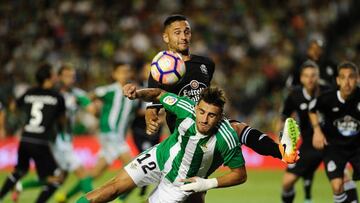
98, 132, 130, 164
125, 147, 191, 203
124, 146, 161, 187
148, 179, 191, 203
52, 134, 80, 172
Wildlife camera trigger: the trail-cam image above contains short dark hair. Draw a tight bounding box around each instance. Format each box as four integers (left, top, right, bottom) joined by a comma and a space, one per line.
163, 14, 187, 29
199, 87, 226, 110
36, 63, 53, 85
337, 61, 359, 75
58, 63, 74, 75
300, 59, 319, 74
113, 62, 130, 71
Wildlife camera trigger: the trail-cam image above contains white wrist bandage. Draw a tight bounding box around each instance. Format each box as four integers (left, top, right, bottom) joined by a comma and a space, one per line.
180, 177, 218, 192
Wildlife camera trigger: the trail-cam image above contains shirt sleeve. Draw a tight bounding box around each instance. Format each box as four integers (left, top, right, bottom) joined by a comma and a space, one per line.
217, 121, 245, 168
218, 141, 245, 169
159, 92, 195, 119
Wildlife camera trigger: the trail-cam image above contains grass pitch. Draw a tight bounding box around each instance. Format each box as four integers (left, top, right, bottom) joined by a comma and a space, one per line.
0, 169, 359, 203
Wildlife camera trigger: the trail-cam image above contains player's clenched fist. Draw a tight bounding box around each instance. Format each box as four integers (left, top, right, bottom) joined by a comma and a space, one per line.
123, 83, 137, 99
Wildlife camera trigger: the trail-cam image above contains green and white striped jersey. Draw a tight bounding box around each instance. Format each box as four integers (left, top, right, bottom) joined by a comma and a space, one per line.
59, 87, 92, 142
156, 93, 245, 183
95, 82, 137, 135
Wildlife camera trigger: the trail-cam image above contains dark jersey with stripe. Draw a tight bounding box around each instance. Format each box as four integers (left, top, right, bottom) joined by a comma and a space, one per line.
309, 87, 360, 146
148, 54, 215, 132
282, 85, 332, 146
17, 87, 66, 143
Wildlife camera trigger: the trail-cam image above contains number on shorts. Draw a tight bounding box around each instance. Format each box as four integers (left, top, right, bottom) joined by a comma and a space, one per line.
136, 153, 157, 174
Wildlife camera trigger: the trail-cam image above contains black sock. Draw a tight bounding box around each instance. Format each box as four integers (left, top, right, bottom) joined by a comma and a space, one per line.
281, 188, 295, 203
0, 171, 24, 199
334, 192, 348, 203
344, 180, 358, 202
241, 126, 282, 159
303, 178, 312, 200
35, 183, 59, 203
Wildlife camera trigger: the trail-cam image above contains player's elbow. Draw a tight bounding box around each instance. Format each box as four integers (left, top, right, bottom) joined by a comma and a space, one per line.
232, 167, 247, 185
237, 172, 247, 185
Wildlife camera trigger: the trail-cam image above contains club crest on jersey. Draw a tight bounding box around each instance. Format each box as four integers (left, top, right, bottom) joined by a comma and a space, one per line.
200, 64, 208, 75
163, 95, 177, 106
190, 80, 199, 89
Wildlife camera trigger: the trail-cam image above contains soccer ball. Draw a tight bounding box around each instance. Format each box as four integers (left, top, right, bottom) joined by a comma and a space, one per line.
150, 51, 186, 85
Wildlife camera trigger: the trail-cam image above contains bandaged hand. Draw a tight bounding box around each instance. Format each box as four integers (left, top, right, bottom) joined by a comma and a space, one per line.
179, 177, 218, 192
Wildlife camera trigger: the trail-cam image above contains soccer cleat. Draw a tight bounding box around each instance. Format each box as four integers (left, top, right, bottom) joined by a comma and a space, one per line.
280, 118, 300, 163
278, 144, 299, 164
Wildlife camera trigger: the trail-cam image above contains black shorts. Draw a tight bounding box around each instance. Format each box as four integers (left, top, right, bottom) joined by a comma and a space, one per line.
286, 143, 323, 178
15, 141, 59, 180
323, 145, 360, 180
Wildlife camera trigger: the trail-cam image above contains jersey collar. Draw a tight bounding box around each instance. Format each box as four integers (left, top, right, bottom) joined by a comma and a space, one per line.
337, 90, 346, 104
302, 87, 312, 100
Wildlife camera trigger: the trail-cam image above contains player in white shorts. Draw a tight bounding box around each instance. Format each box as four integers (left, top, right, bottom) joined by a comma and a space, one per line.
77, 85, 247, 203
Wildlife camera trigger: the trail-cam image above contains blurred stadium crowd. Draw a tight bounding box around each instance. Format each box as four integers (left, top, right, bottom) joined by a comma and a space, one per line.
0, 0, 360, 133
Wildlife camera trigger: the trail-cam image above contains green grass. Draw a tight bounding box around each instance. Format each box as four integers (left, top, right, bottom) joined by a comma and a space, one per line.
0, 169, 359, 203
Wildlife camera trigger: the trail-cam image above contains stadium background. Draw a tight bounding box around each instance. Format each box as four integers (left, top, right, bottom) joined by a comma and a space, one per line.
0, 0, 360, 202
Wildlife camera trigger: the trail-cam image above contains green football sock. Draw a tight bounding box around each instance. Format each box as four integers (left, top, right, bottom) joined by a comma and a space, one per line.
66, 181, 81, 199
21, 178, 44, 189
79, 177, 93, 193
76, 196, 90, 203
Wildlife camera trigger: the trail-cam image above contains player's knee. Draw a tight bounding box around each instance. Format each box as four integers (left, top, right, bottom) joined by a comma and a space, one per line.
331, 179, 344, 194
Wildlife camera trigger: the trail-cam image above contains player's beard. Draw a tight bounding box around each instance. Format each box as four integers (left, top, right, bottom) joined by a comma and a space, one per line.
178, 48, 190, 56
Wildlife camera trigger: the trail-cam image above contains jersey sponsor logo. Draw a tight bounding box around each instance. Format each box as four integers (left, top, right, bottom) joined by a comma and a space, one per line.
300, 103, 308, 110
332, 107, 339, 112
200, 64, 208, 75
163, 95, 178, 106
327, 160, 336, 172
357, 103, 360, 111
179, 80, 207, 102
333, 115, 360, 136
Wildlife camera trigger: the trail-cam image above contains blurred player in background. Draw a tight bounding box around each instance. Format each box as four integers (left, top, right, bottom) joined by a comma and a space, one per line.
288, 39, 336, 87
131, 62, 163, 198
65, 63, 138, 201
0, 63, 66, 203
146, 14, 301, 202
280, 60, 332, 203
12, 64, 97, 202
77, 85, 247, 203
0, 101, 5, 139
309, 61, 360, 203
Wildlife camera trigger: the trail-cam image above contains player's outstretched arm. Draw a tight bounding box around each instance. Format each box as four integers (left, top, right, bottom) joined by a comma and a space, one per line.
123, 83, 165, 102
180, 166, 247, 192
